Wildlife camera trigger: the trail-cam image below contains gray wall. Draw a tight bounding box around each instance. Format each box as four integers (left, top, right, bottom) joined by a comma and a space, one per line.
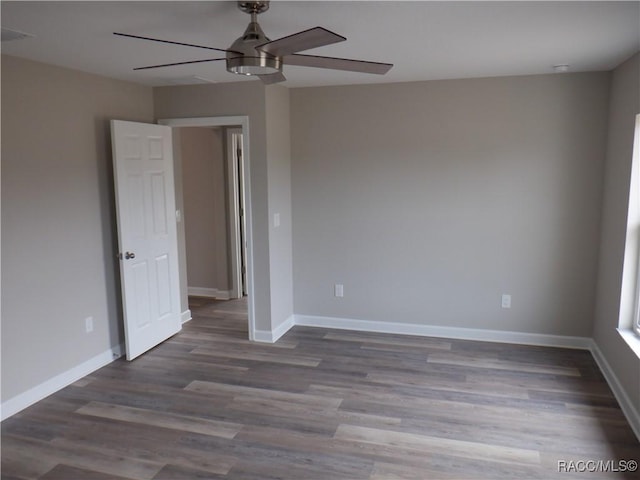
266, 86, 294, 328
179, 127, 230, 293
593, 53, 640, 412
1, 55, 154, 401
291, 73, 610, 336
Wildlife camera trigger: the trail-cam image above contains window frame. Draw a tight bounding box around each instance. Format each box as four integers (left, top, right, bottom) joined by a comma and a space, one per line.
633, 114, 640, 337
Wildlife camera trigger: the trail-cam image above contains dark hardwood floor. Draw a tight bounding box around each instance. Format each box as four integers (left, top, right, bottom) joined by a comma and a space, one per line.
2, 297, 639, 479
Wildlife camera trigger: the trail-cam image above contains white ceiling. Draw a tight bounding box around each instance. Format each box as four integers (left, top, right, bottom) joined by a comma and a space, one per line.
2, 1, 639, 88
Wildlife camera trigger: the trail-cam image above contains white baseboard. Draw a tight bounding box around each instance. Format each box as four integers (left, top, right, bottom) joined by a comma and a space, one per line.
181, 309, 192, 324
188, 287, 230, 300
1, 344, 124, 421
590, 340, 640, 442
254, 315, 295, 343
293, 314, 592, 350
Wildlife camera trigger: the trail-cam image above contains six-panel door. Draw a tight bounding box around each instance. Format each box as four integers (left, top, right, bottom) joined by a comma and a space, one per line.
111, 120, 181, 360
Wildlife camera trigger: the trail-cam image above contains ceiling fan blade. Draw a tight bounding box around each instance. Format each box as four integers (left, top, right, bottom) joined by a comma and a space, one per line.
256, 27, 345, 56
114, 32, 240, 55
133, 58, 226, 71
257, 72, 287, 85
284, 54, 393, 75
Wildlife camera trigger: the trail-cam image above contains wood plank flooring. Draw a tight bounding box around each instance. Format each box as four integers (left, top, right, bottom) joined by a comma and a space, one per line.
2, 297, 639, 479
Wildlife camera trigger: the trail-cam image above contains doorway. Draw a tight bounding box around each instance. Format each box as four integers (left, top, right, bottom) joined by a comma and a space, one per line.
158, 116, 256, 340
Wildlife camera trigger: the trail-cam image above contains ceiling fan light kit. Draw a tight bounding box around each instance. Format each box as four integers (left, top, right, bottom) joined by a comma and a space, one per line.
114, 0, 392, 84
227, 55, 281, 76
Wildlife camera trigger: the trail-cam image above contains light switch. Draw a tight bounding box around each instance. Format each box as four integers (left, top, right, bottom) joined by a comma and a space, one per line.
501, 294, 511, 309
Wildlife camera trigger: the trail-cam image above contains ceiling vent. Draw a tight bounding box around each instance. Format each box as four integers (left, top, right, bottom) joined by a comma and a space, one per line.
167, 75, 217, 85
1, 28, 35, 42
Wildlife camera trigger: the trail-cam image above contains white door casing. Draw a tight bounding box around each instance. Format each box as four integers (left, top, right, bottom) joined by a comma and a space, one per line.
111, 120, 182, 360
159, 116, 256, 341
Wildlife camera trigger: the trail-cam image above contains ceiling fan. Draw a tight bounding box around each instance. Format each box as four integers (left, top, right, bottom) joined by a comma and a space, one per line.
114, 0, 393, 84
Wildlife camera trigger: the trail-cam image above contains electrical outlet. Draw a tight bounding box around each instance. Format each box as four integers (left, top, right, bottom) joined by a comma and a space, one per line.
335, 284, 344, 298
501, 294, 511, 309
85, 316, 94, 333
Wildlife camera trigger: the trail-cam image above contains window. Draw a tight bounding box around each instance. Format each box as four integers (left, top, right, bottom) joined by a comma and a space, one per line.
632, 114, 640, 336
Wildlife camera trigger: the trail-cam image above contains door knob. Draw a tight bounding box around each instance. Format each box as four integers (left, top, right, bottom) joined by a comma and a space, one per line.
125, 252, 136, 260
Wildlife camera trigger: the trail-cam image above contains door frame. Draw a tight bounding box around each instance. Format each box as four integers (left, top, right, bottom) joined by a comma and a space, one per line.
226, 127, 245, 299
158, 116, 256, 341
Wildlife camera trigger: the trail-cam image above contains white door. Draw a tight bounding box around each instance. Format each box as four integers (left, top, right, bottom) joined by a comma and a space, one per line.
111, 120, 182, 360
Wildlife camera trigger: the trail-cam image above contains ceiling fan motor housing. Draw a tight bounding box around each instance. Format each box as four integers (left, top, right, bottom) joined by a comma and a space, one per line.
227, 1, 281, 76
